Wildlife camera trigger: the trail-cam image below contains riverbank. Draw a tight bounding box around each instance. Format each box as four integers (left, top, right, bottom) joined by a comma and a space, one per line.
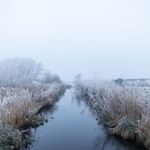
0, 58, 70, 150
75, 79, 150, 149
0, 83, 69, 150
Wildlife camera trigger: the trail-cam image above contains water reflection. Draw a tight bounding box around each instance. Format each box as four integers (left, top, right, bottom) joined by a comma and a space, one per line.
92, 134, 144, 150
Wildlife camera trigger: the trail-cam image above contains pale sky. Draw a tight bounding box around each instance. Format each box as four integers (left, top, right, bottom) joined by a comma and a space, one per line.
0, 0, 150, 82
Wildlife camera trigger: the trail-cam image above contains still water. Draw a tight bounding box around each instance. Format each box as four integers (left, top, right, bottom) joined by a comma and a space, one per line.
29, 89, 144, 150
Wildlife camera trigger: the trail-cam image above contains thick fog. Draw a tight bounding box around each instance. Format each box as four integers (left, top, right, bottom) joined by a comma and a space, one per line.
0, 0, 150, 82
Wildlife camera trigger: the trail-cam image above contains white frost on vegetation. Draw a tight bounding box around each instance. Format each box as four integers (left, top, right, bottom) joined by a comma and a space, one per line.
75, 76, 150, 148
0, 58, 62, 86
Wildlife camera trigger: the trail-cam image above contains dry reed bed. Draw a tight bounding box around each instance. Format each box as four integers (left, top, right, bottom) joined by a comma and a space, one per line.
0, 83, 66, 150
76, 79, 150, 149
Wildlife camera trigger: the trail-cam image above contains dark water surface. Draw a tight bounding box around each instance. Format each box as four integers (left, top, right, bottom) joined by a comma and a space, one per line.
29, 89, 144, 150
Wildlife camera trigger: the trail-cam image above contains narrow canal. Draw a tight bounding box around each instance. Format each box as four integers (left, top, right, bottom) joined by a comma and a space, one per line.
29, 89, 144, 150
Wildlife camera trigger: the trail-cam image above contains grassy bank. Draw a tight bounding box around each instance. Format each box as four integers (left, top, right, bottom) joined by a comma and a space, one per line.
0, 82, 67, 150
75, 78, 150, 149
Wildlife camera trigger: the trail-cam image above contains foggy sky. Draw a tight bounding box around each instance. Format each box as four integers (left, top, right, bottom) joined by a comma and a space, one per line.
0, 0, 150, 82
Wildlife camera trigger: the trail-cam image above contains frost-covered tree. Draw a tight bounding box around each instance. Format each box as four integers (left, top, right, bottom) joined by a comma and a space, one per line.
0, 58, 43, 86
36, 71, 62, 84
0, 58, 61, 86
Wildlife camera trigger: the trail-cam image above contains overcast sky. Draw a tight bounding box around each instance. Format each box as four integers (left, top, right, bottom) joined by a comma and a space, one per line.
0, 0, 150, 81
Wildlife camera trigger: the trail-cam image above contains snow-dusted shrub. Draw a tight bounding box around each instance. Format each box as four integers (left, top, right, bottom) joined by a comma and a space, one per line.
36, 71, 62, 84
43, 82, 65, 100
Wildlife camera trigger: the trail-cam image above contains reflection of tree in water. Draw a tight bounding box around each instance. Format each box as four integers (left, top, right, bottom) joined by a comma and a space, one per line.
73, 94, 90, 115
92, 133, 145, 150
73, 89, 99, 118
72, 86, 83, 107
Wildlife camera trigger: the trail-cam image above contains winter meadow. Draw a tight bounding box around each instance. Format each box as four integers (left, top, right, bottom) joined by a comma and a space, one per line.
1, 0, 150, 150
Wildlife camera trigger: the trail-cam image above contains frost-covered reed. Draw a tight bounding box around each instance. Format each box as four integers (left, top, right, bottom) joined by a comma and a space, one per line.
75, 77, 150, 149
